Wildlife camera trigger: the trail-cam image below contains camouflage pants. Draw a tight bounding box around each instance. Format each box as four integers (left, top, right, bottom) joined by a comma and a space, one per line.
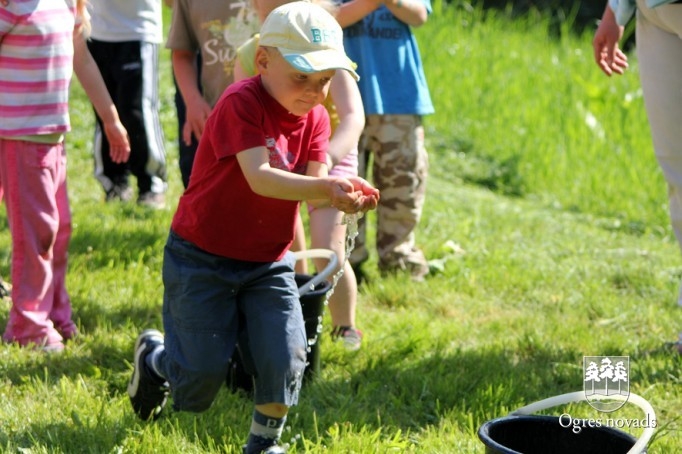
350, 114, 429, 272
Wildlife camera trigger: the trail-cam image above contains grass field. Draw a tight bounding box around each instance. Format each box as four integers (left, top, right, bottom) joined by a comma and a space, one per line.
0, 3, 680, 453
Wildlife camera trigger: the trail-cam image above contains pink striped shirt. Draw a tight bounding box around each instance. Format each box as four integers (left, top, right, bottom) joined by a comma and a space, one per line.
0, 0, 77, 137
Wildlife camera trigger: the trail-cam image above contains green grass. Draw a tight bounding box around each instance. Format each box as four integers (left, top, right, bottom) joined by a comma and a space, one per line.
0, 4, 680, 453
424, 3, 663, 233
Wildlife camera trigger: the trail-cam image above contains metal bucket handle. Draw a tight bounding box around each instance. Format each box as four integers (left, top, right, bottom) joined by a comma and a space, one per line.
509, 391, 655, 454
292, 249, 339, 297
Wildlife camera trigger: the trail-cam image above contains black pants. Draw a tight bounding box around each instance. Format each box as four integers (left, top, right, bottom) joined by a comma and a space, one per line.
87, 39, 167, 196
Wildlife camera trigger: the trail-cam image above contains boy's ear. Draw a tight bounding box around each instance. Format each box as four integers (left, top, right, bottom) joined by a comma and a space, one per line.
255, 47, 270, 74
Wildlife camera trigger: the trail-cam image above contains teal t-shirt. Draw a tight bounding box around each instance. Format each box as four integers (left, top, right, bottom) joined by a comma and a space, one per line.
341, 0, 434, 116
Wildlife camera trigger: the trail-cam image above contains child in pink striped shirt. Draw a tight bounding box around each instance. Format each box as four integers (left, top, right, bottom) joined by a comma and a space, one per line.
0, 0, 130, 351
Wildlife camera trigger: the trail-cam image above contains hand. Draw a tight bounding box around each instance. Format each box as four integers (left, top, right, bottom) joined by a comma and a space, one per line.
328, 178, 361, 213
348, 176, 380, 212
184, 98, 212, 145
593, 7, 628, 76
329, 176, 379, 214
103, 121, 131, 164
181, 120, 194, 147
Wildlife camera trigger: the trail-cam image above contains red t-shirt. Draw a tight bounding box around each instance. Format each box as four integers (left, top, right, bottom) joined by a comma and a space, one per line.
171, 76, 330, 262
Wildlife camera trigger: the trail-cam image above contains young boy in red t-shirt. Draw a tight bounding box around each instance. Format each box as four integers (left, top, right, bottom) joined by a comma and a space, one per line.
127, 3, 378, 453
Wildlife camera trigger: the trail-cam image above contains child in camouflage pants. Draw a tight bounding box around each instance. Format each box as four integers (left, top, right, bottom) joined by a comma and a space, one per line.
337, 0, 434, 281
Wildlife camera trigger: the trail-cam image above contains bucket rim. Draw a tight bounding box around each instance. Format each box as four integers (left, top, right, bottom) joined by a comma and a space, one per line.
478, 414, 639, 454
292, 249, 338, 297
506, 391, 655, 454
295, 273, 332, 295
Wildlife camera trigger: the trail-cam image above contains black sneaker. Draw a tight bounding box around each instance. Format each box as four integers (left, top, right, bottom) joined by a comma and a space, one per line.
242, 444, 286, 454
128, 329, 168, 420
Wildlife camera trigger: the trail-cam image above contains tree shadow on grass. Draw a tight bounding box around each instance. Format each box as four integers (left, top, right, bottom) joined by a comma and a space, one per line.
0, 206, 167, 335
71, 292, 163, 336
1, 339, 131, 391
4, 340, 677, 453
303, 345, 580, 429
12, 386, 253, 454
300, 341, 679, 444
1, 422, 129, 454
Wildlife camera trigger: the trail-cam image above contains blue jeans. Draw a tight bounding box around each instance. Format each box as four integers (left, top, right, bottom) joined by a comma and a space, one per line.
159, 231, 307, 411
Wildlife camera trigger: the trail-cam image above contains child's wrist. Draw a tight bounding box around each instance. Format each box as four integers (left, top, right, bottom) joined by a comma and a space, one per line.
102, 117, 121, 129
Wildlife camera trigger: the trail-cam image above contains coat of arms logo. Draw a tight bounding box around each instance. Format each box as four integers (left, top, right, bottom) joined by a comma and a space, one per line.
583, 356, 630, 412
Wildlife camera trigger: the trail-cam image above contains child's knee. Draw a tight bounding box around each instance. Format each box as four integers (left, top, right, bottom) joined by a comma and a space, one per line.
261, 349, 306, 381
172, 370, 225, 413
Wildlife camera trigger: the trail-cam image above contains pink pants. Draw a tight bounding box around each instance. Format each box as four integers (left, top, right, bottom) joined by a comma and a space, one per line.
0, 138, 75, 348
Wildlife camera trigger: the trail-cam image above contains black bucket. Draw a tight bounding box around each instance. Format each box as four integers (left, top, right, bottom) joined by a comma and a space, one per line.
296, 273, 331, 382
226, 273, 330, 393
478, 415, 641, 454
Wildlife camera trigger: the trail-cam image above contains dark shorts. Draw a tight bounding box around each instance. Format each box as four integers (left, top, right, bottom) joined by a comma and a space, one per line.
159, 231, 307, 411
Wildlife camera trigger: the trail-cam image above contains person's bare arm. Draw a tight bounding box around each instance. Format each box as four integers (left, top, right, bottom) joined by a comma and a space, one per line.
383, 0, 428, 27
72, 33, 130, 163
172, 49, 212, 145
305, 159, 329, 208
236, 146, 378, 213
592, 5, 628, 76
336, 0, 427, 28
335, 0, 382, 28
328, 71, 365, 167
237, 146, 342, 201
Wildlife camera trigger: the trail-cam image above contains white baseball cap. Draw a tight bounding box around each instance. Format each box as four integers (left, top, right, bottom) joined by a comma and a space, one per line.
259, 1, 360, 81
